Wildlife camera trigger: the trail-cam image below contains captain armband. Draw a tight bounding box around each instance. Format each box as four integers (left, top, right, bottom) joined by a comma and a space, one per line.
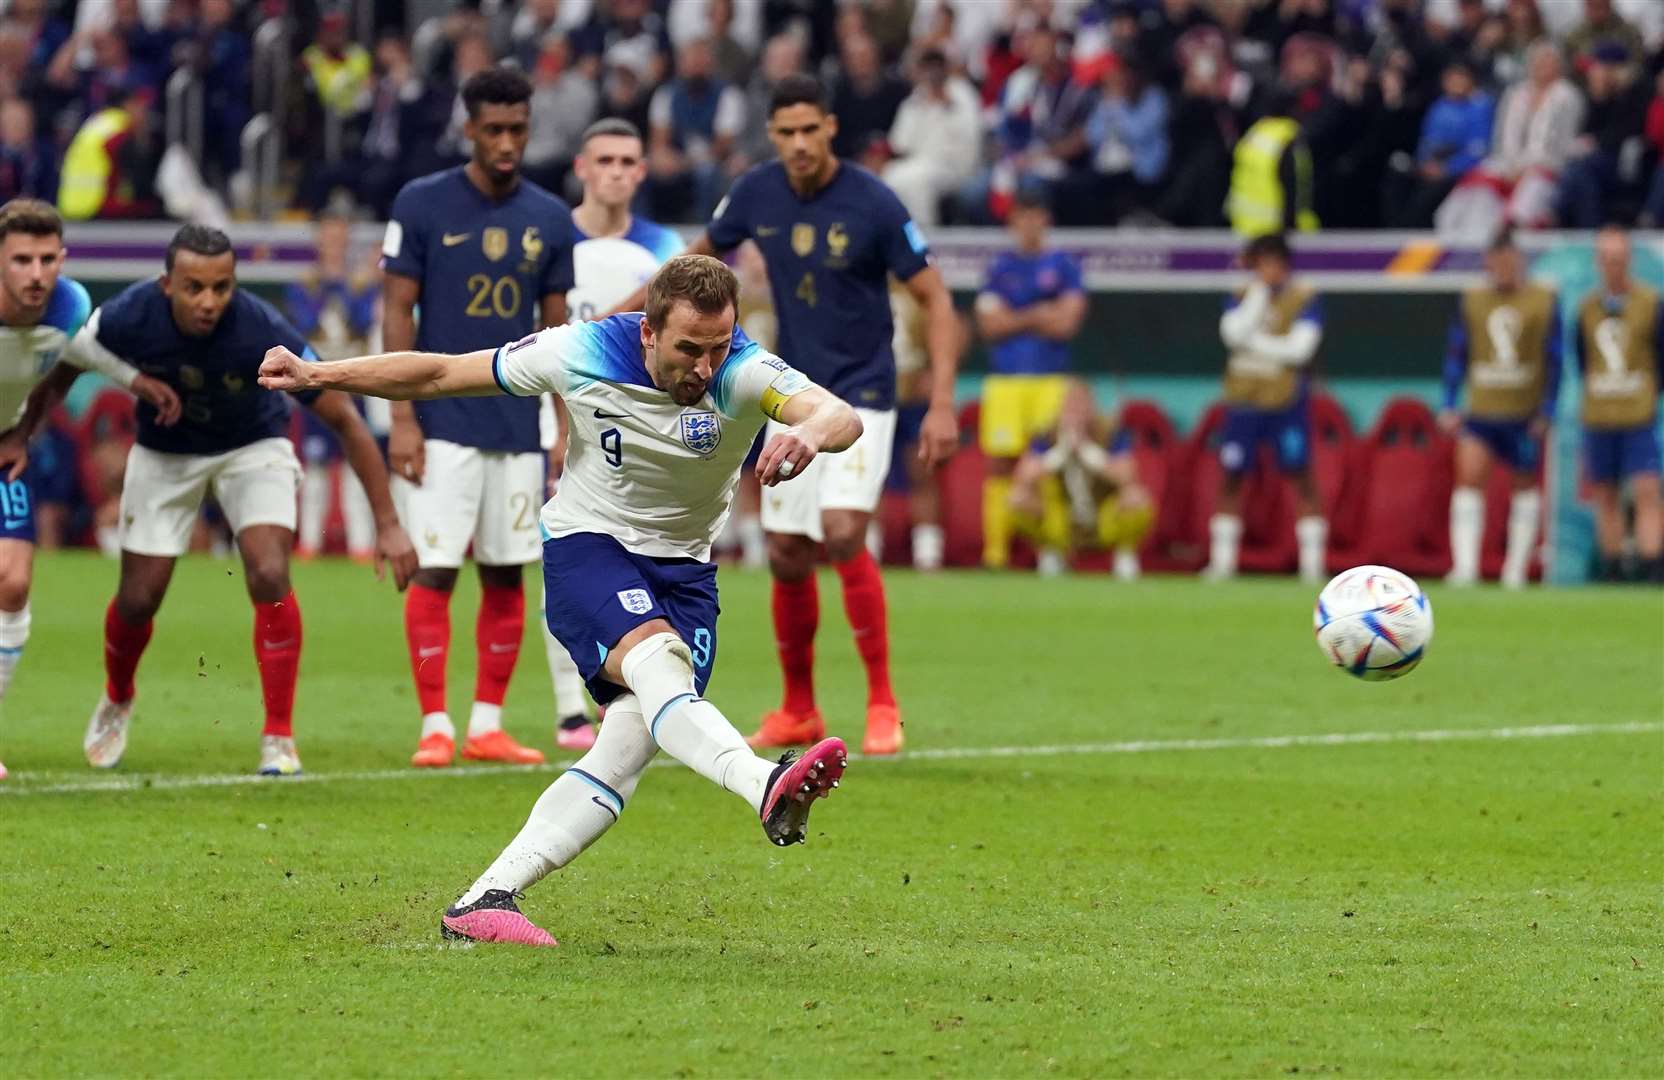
760, 368, 813, 421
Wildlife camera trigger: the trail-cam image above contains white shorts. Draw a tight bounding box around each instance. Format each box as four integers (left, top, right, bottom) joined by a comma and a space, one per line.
760, 407, 896, 541
120, 437, 302, 557
394, 439, 543, 568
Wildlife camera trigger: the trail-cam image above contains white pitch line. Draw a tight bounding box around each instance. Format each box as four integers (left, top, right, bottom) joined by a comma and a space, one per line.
1, 720, 1658, 799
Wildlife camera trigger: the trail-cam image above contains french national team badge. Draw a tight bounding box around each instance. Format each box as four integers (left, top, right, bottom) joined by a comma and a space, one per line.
680, 411, 722, 455
482, 227, 509, 262
617, 589, 653, 615
791, 223, 815, 257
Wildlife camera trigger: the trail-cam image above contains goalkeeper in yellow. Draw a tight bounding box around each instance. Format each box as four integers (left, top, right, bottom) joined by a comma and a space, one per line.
1008, 380, 1153, 578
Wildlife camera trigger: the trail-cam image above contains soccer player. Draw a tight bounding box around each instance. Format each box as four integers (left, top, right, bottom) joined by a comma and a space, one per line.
1009, 380, 1153, 580
18, 224, 416, 775
973, 189, 1087, 570
1575, 227, 1664, 583
1208, 232, 1328, 583
613, 74, 961, 756
545, 118, 683, 751
1439, 230, 1561, 588
0, 198, 180, 782
381, 67, 576, 768
258, 253, 858, 946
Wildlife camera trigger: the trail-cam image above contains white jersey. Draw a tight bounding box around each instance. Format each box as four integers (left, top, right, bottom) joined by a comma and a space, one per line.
565, 218, 684, 322
494, 312, 812, 561
0, 277, 90, 422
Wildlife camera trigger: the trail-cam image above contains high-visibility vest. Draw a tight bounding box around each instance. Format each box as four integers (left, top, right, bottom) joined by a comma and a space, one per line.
1227, 117, 1319, 237
57, 107, 132, 221
302, 45, 371, 116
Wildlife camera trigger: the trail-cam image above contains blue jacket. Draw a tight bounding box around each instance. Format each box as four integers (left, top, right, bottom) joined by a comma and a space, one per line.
1417, 93, 1495, 177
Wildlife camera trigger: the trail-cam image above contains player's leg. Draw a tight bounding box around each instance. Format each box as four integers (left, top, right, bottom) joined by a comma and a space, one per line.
462, 450, 545, 764
979, 376, 1024, 570
1585, 432, 1627, 580
87, 445, 204, 768
1102, 452, 1154, 581
0, 533, 31, 779
1447, 426, 1494, 585
542, 594, 593, 748
1208, 409, 1255, 580
818, 408, 903, 753
215, 437, 308, 776
1499, 427, 1544, 589
1626, 428, 1664, 582
394, 440, 478, 766
753, 421, 826, 748
442, 692, 657, 947
1280, 405, 1326, 583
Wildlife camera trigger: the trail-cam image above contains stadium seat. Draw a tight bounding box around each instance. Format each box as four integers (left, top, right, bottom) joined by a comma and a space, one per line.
1117, 399, 1188, 572
1308, 393, 1366, 571
1171, 402, 1300, 574
74, 387, 137, 512
1341, 397, 1453, 576
937, 400, 986, 567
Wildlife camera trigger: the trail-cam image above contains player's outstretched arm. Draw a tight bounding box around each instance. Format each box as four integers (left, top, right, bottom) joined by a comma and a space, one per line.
756, 387, 863, 487
307, 390, 418, 589
258, 345, 501, 400
902, 264, 962, 468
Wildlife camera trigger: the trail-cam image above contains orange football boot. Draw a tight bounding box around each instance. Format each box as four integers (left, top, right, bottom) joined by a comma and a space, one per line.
462, 730, 546, 764
862, 704, 905, 755
746, 708, 826, 749
410, 732, 455, 768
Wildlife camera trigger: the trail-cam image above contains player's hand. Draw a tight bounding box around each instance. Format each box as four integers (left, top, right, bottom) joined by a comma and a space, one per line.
756, 428, 818, 487
258, 346, 316, 393
389, 414, 426, 485
1436, 409, 1461, 435
0, 427, 28, 482
374, 520, 419, 591
131, 374, 182, 426
917, 402, 959, 469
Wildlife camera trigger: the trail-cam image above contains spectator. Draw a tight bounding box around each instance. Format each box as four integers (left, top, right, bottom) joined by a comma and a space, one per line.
882, 47, 981, 227
301, 9, 373, 124
573, 0, 671, 89
45, 29, 146, 124
829, 33, 909, 161
1557, 42, 1648, 227
1387, 58, 1494, 228
735, 32, 805, 168
646, 36, 745, 221
963, 24, 1098, 224
1439, 42, 1583, 236
0, 97, 54, 202
1563, 0, 1645, 73
704, 0, 755, 87
1082, 58, 1170, 224
1227, 90, 1320, 236
1493, 0, 1548, 87
5, 0, 70, 73
1156, 28, 1237, 227
524, 37, 598, 196
97, 0, 179, 91
436, 33, 496, 162
599, 60, 654, 141
1638, 69, 1664, 227
56, 83, 161, 220
1140, 0, 1220, 89
500, 0, 589, 71
186, 0, 251, 181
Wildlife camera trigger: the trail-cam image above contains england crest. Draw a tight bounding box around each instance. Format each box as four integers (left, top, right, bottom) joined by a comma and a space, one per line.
680, 410, 721, 455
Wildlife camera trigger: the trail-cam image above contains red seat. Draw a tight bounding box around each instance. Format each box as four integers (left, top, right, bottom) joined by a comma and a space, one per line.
1340, 397, 1452, 576
74, 388, 137, 510
1114, 399, 1185, 570
938, 400, 986, 567
1308, 392, 1366, 571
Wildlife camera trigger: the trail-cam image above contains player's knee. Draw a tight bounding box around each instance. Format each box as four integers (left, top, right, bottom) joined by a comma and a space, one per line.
766, 534, 813, 581
413, 567, 458, 592
823, 532, 865, 564
0, 562, 29, 610
115, 584, 163, 624
243, 557, 291, 603
477, 563, 522, 590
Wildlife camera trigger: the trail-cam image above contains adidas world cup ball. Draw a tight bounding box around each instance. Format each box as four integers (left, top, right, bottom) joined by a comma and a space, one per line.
1313, 565, 1433, 681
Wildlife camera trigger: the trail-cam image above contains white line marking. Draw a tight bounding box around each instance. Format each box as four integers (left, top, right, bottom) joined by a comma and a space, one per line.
0, 721, 1657, 798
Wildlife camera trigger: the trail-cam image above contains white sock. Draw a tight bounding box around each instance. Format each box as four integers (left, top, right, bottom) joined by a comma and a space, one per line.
912, 524, 944, 571
95, 524, 120, 558
341, 469, 374, 557
1502, 489, 1541, 585
866, 519, 883, 561
738, 515, 766, 570
0, 603, 29, 702
1296, 516, 1328, 582
542, 585, 588, 719
1208, 514, 1242, 577
422, 711, 455, 740
467, 701, 502, 736
1113, 548, 1140, 581
299, 463, 330, 551
1449, 487, 1484, 580
621, 632, 774, 812
458, 695, 655, 905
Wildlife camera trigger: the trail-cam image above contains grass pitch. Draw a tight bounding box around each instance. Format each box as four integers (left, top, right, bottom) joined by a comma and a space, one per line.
2, 553, 1660, 1077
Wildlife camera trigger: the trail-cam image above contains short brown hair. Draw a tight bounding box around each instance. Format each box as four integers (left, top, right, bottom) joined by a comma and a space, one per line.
645, 253, 740, 331
0, 198, 63, 244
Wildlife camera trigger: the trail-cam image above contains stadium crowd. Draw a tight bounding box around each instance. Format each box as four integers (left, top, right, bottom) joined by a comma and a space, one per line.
3, 0, 1664, 231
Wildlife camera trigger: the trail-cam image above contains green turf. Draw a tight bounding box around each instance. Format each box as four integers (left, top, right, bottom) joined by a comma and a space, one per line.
2, 552, 1660, 1077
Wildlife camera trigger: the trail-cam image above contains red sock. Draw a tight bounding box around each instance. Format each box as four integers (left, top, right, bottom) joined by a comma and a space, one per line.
474, 583, 525, 707
253, 592, 303, 737
834, 550, 895, 708
404, 583, 451, 716
771, 574, 819, 714
103, 601, 153, 705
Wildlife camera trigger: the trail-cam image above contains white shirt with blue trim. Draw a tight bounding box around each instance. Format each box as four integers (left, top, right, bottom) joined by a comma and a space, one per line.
0, 276, 91, 423
493, 313, 813, 561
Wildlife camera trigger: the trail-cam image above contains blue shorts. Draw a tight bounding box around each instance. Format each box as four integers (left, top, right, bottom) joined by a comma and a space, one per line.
25, 428, 80, 508
0, 475, 37, 543
1584, 425, 1662, 484
1219, 401, 1309, 474
1464, 417, 1541, 473
542, 531, 719, 707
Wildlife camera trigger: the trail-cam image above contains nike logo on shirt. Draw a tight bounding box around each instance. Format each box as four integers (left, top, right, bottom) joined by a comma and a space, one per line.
593, 409, 629, 419
442, 233, 471, 246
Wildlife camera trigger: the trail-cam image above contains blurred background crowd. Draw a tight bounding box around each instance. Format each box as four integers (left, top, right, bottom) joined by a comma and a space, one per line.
4, 0, 1664, 232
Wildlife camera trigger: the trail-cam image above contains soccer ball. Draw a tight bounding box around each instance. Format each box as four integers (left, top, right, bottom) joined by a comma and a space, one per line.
1313, 565, 1433, 681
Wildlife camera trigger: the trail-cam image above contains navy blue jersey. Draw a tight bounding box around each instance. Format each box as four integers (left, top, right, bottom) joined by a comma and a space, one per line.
982, 249, 1084, 375
383, 167, 576, 452
707, 161, 930, 411
90, 282, 316, 455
